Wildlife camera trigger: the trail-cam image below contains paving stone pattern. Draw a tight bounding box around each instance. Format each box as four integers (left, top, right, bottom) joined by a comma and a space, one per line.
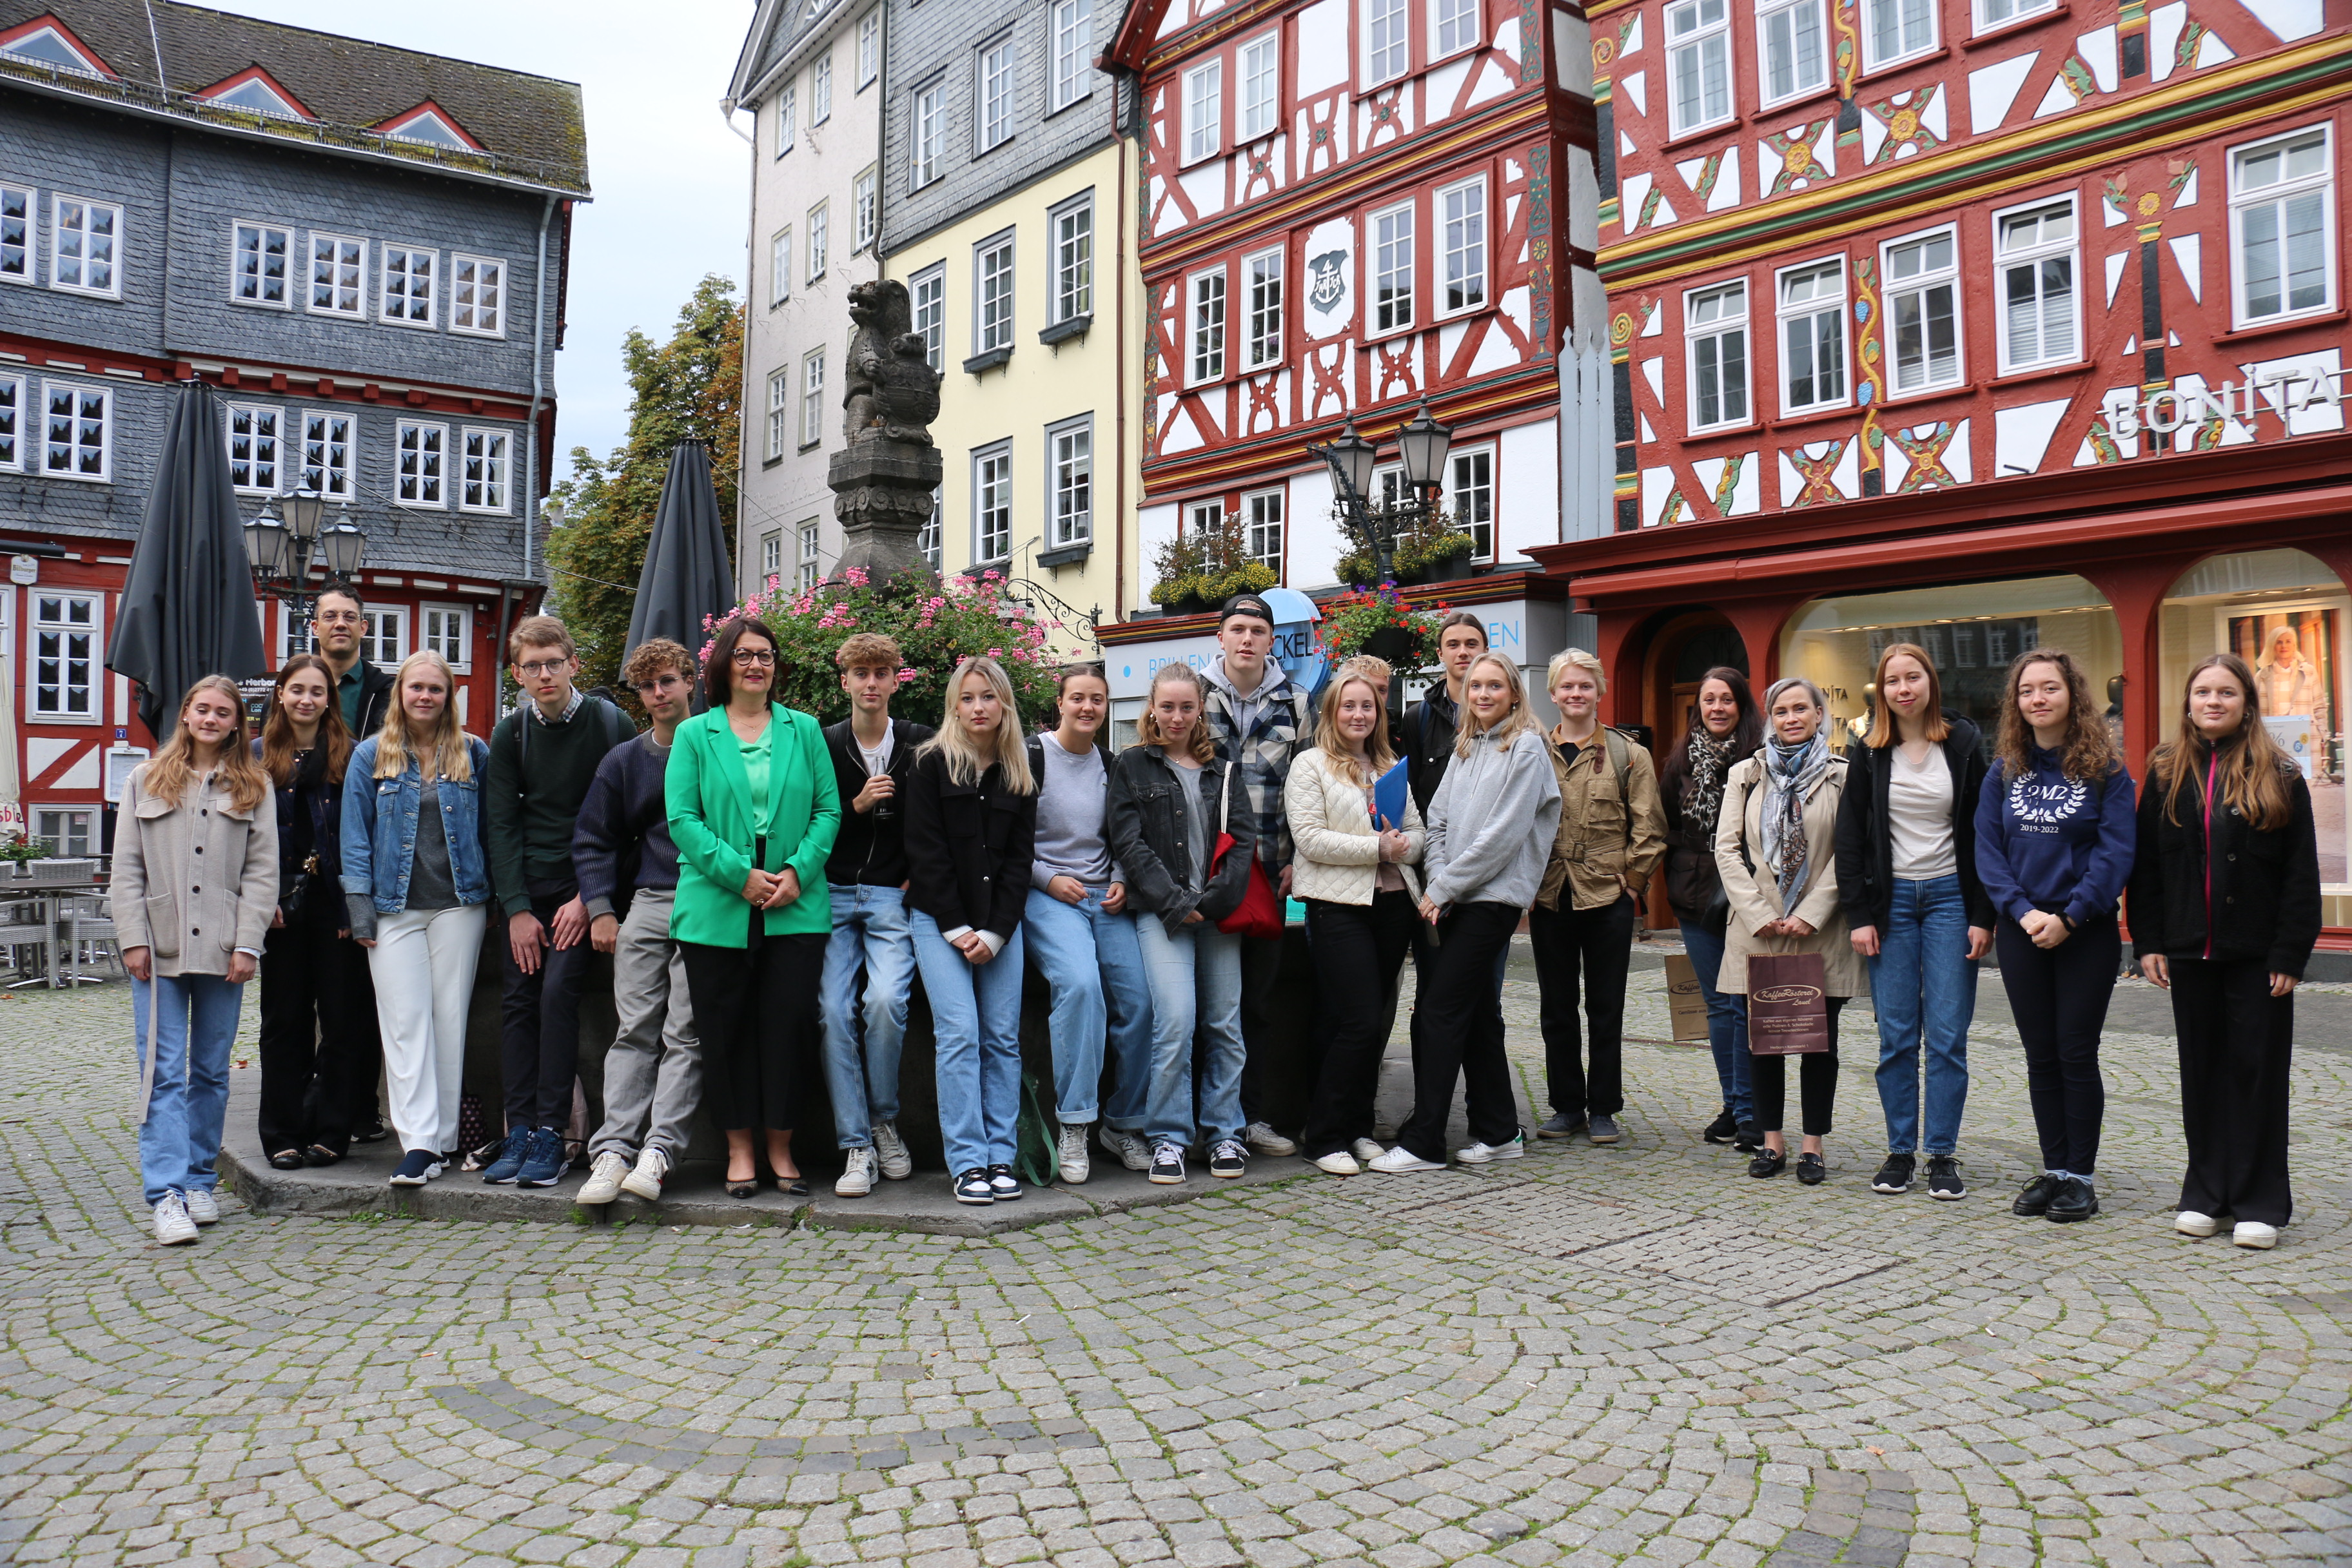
3, 965, 2351, 1568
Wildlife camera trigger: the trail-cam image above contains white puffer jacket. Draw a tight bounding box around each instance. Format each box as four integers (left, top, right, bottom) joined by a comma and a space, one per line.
1284, 747, 1423, 905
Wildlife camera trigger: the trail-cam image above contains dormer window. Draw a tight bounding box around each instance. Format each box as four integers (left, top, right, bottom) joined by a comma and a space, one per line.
377, 103, 480, 150
0, 19, 111, 78
199, 69, 311, 121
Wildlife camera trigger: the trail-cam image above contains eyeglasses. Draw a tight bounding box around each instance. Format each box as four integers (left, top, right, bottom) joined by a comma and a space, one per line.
515, 658, 572, 677
731, 649, 777, 667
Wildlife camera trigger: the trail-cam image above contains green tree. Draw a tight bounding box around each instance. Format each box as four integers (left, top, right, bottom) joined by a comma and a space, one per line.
546, 273, 744, 695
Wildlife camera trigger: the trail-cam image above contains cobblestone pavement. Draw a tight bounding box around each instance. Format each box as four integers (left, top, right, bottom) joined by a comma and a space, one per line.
3, 961, 2349, 1568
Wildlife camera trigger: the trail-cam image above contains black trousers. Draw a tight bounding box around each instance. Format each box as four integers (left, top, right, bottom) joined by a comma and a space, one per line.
1236, 927, 1284, 1126
498, 885, 595, 1132
681, 912, 825, 1133
1300, 891, 1419, 1158
1396, 901, 1523, 1162
1745, 997, 1846, 1136
1995, 915, 2119, 1176
257, 918, 375, 1157
1529, 896, 1636, 1119
2172, 957, 2295, 1226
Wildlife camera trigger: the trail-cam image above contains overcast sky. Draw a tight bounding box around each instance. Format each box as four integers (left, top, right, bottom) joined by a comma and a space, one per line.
215, 0, 758, 471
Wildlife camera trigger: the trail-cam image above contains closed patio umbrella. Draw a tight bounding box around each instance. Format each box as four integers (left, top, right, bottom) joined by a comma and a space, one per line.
626, 439, 737, 661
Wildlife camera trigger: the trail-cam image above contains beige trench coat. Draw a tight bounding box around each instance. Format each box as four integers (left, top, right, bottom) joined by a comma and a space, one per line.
1712, 752, 1863, 997
110, 765, 278, 978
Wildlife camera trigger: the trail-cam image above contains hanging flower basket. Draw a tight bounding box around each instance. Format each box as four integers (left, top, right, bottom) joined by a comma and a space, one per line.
1315, 583, 1447, 673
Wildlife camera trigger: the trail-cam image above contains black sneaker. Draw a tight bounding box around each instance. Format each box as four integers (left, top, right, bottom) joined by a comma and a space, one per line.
1870, 1153, 1915, 1193
2046, 1176, 2099, 1222
1208, 1140, 1246, 1178
1701, 1108, 1740, 1144
953, 1168, 994, 1204
1148, 1141, 1186, 1184
355, 1117, 391, 1144
2012, 1174, 2063, 1216
1587, 1114, 1622, 1144
1926, 1155, 1967, 1200
1536, 1112, 1586, 1140
388, 1148, 442, 1186
987, 1163, 1023, 1200
1796, 1152, 1826, 1185
1747, 1148, 1786, 1179
1733, 1123, 1761, 1153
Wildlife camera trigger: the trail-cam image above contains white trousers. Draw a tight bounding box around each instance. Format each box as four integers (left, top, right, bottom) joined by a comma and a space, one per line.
367, 903, 487, 1155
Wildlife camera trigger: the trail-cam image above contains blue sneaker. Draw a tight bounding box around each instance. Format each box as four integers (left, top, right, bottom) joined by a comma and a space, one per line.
480, 1129, 531, 1184
515, 1127, 568, 1188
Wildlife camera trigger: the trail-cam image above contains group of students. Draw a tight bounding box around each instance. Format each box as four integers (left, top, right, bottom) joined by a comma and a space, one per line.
115, 587, 2315, 1253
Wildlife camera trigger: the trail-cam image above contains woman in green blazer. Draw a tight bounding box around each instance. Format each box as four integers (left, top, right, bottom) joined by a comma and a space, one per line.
668, 616, 841, 1195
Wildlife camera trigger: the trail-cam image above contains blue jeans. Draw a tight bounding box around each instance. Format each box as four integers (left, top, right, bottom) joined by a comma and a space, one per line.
911, 911, 1026, 1174
1023, 886, 1155, 1127
1868, 874, 1975, 1156
132, 974, 244, 1206
1133, 915, 1245, 1147
821, 883, 916, 1149
1679, 920, 1752, 1126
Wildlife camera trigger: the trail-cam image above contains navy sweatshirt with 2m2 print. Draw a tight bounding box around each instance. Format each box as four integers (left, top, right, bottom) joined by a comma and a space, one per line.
1973, 745, 2138, 928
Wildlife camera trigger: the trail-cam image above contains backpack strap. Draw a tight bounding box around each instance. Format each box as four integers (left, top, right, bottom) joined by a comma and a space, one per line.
1026, 735, 1046, 794
1604, 727, 1634, 845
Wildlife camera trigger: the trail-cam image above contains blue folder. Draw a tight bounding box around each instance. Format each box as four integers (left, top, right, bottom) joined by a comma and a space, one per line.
1372, 756, 1409, 831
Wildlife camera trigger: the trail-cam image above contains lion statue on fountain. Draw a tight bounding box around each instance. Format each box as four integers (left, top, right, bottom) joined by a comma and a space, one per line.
841, 279, 941, 447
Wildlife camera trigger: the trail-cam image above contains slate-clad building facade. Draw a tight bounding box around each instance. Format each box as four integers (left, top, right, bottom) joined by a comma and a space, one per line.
0, 1, 588, 852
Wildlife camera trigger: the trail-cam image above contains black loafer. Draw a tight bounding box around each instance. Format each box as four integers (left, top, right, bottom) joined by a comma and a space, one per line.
268, 1150, 304, 1171
1796, 1152, 1826, 1185
1747, 1148, 1786, 1179
2012, 1173, 2063, 1217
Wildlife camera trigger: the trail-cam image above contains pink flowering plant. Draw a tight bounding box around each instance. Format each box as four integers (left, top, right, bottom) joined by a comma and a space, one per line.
702, 566, 1064, 726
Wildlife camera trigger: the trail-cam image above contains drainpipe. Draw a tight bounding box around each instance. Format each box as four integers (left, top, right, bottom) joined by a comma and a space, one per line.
523, 192, 556, 585
724, 97, 757, 587
1112, 75, 1136, 625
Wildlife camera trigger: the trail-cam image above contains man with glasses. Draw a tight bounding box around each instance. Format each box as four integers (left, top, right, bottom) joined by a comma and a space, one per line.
482, 616, 638, 1188
309, 585, 395, 741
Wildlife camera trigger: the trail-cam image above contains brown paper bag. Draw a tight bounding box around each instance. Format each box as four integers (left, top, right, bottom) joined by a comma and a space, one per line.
1746, 950, 1831, 1054
1665, 954, 1710, 1042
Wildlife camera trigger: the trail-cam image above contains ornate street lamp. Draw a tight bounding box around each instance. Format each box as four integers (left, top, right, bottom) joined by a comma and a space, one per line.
1308, 400, 1456, 585
244, 487, 366, 622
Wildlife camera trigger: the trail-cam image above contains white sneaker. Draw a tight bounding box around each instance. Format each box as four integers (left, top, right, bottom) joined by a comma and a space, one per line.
2175, 1210, 2219, 1237
181, 1188, 220, 1225
152, 1194, 198, 1246
1057, 1122, 1092, 1184
1314, 1151, 1361, 1175
1456, 1135, 1526, 1165
1351, 1138, 1386, 1164
1367, 1145, 1445, 1174
1101, 1126, 1152, 1171
620, 1146, 669, 1201
2233, 1220, 2279, 1250
1242, 1121, 1297, 1156
836, 1145, 877, 1197
872, 1121, 913, 1180
578, 1151, 631, 1204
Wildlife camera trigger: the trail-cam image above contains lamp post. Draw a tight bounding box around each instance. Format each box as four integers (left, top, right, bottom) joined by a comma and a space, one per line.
244, 487, 365, 623
1308, 396, 1455, 584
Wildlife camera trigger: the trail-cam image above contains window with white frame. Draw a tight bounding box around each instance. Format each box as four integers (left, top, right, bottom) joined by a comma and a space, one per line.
1994, 197, 2078, 372
1440, 179, 1487, 314
1190, 268, 1227, 383
1186, 500, 1224, 551
227, 404, 280, 493
854, 168, 877, 251
1244, 489, 1284, 578
1366, 0, 1409, 83
1667, 0, 1732, 134
32, 592, 99, 720
1244, 248, 1284, 368
1885, 228, 1961, 391
807, 202, 828, 283
1, 184, 30, 281
1240, 33, 1279, 141
1373, 202, 1415, 332
974, 443, 1013, 562
1776, 257, 1847, 411
381, 245, 434, 326
759, 531, 783, 583
776, 84, 796, 155
1052, 193, 1093, 322
1435, 0, 1482, 55
858, 10, 881, 86
0, 375, 19, 472
1051, 0, 1093, 110
231, 222, 290, 306
766, 369, 790, 461
912, 82, 943, 187
362, 607, 407, 669
912, 264, 946, 369
308, 233, 366, 317
1449, 447, 1494, 560
1758, 0, 1827, 103
978, 37, 1014, 152
920, 485, 943, 568
801, 349, 827, 448
451, 255, 504, 336
422, 603, 471, 671
51, 195, 121, 297
277, 604, 315, 662
395, 420, 447, 506
1685, 280, 1750, 429
461, 427, 509, 513
2231, 126, 2335, 327
42, 383, 107, 480
34, 808, 96, 857
1184, 61, 1222, 162
1050, 416, 1093, 546
812, 52, 834, 124
1864, 0, 1935, 67
1371, 463, 1406, 509
799, 520, 821, 589
976, 233, 1015, 355
1975, 0, 2053, 29
301, 411, 351, 498
770, 228, 791, 307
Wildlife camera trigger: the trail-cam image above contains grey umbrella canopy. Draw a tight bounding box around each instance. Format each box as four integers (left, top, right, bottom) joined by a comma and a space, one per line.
104, 379, 268, 740
626, 440, 738, 660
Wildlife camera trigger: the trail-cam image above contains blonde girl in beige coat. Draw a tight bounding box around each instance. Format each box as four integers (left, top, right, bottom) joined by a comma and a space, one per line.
112, 676, 279, 1246
1714, 676, 1857, 1184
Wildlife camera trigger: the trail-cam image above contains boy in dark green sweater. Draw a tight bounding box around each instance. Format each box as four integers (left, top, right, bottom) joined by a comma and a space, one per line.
482, 615, 636, 1187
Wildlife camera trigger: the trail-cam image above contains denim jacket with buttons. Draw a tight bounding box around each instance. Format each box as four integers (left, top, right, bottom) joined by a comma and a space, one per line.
339, 736, 494, 914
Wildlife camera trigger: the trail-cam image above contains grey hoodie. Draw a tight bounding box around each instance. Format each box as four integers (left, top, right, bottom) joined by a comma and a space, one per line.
1423, 727, 1563, 909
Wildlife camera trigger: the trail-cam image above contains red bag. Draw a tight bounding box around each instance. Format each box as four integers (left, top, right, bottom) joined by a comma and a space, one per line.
1210, 762, 1285, 941
1745, 950, 1832, 1054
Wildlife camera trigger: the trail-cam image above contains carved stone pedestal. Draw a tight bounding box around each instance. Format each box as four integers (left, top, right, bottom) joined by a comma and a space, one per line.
827, 438, 943, 583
